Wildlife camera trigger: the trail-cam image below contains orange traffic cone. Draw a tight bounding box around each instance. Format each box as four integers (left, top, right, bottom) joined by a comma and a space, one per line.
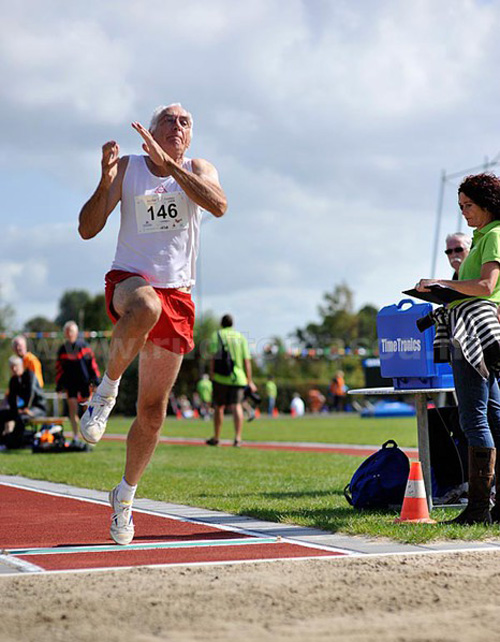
176, 409, 182, 419
254, 408, 261, 419
272, 407, 279, 417
290, 407, 297, 418
395, 461, 436, 524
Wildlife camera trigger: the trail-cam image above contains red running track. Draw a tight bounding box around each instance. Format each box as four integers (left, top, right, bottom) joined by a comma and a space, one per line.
1, 484, 345, 572
103, 434, 419, 458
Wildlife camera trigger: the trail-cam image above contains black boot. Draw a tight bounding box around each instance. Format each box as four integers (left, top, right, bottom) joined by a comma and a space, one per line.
489, 456, 500, 523
444, 446, 495, 525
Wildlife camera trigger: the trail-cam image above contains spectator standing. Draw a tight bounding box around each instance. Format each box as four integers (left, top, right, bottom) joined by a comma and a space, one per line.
265, 375, 278, 415
445, 232, 472, 279
329, 370, 346, 412
417, 173, 500, 524
196, 373, 213, 419
206, 314, 256, 447
56, 321, 100, 442
0, 356, 46, 448
11, 335, 44, 387
290, 392, 305, 417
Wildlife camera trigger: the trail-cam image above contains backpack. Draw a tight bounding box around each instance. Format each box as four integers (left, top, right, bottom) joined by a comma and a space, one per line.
32, 424, 91, 453
213, 331, 235, 377
343, 440, 410, 509
32, 424, 67, 453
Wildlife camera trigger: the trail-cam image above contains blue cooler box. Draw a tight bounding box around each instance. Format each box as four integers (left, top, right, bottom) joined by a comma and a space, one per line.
376, 299, 454, 390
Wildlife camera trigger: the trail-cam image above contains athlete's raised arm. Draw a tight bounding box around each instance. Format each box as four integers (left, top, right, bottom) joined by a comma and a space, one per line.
132, 121, 227, 217
78, 142, 129, 239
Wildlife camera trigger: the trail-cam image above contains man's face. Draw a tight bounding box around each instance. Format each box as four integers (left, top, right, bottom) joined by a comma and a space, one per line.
445, 237, 469, 273
12, 338, 26, 357
10, 362, 23, 377
152, 106, 192, 157
64, 325, 78, 343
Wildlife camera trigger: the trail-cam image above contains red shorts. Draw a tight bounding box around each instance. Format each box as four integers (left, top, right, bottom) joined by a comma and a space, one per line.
104, 270, 195, 354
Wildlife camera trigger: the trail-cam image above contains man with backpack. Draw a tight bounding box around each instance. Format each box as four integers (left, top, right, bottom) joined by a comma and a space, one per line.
206, 314, 256, 447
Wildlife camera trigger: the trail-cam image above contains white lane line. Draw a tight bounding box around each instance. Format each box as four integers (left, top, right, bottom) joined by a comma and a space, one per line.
0, 554, 44, 573
8, 537, 281, 556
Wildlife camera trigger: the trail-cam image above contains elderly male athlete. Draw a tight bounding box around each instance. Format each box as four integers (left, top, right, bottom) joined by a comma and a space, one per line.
78, 103, 227, 544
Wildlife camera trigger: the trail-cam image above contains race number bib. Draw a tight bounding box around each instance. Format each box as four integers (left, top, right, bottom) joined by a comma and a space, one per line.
135, 192, 189, 234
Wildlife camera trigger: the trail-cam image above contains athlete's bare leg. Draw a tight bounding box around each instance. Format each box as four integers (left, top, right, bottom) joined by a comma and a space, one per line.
66, 397, 80, 438
124, 341, 183, 486
80, 277, 166, 446
107, 276, 162, 381
213, 405, 224, 440
232, 403, 244, 443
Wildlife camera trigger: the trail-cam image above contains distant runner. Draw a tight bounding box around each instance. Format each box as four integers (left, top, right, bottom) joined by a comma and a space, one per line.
78, 103, 227, 544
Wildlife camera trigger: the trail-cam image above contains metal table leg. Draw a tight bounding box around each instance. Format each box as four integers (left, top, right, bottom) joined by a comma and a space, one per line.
415, 393, 433, 510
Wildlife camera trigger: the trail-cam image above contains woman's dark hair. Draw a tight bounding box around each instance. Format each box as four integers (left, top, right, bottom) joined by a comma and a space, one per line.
458, 173, 500, 220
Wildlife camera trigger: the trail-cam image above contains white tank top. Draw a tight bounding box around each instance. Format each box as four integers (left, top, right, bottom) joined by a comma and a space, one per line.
111, 155, 202, 288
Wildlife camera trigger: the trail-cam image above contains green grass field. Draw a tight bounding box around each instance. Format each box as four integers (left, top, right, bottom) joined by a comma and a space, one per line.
109, 412, 420, 447
1, 413, 497, 544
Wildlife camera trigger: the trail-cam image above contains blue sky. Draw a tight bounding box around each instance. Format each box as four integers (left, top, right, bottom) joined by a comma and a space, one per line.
2, 0, 500, 346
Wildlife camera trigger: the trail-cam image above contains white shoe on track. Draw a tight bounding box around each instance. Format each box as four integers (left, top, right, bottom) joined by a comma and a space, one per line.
80, 393, 116, 445
109, 486, 135, 546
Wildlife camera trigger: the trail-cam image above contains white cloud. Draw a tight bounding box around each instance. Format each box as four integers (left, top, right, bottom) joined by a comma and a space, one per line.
0, 18, 135, 124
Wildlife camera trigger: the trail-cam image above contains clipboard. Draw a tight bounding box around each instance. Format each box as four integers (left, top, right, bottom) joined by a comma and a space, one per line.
402, 285, 472, 305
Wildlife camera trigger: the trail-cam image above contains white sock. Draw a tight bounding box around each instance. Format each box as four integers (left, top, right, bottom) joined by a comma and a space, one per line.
98, 372, 121, 398
116, 477, 137, 504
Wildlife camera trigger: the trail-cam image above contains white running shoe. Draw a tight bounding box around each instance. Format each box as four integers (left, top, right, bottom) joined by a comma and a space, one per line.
109, 486, 135, 545
80, 393, 116, 444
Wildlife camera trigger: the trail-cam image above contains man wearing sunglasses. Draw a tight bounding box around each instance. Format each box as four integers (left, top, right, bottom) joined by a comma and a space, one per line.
445, 232, 472, 279
77, 103, 227, 545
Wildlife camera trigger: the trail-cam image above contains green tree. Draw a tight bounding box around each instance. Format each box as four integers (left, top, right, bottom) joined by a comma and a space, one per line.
0, 290, 15, 387
55, 290, 91, 327
357, 304, 379, 348
23, 316, 60, 333
295, 282, 378, 351
55, 290, 112, 331
292, 283, 379, 396
83, 294, 113, 331
175, 312, 220, 396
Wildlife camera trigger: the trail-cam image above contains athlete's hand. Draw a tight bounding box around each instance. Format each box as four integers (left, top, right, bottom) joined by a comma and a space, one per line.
101, 141, 120, 186
132, 121, 175, 170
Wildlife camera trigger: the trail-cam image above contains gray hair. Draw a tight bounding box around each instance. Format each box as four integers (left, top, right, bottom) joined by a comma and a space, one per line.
8, 356, 22, 368
11, 334, 27, 348
63, 320, 78, 333
446, 232, 472, 249
149, 103, 193, 134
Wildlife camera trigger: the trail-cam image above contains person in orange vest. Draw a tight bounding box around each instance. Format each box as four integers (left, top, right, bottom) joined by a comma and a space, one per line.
11, 335, 44, 388
329, 370, 346, 412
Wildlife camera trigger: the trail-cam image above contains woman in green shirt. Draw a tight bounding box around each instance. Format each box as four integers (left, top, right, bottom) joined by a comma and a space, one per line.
418, 173, 500, 525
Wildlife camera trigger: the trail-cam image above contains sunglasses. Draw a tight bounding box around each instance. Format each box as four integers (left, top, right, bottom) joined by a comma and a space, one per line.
162, 115, 192, 129
445, 247, 465, 256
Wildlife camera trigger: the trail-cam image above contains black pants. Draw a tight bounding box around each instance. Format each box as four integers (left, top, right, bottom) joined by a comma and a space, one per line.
0, 407, 44, 449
